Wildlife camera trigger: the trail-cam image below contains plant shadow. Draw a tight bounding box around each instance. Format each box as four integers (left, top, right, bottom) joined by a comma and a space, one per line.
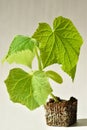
72, 119, 87, 127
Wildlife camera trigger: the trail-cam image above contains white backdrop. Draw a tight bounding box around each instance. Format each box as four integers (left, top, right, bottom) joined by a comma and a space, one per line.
0, 0, 87, 130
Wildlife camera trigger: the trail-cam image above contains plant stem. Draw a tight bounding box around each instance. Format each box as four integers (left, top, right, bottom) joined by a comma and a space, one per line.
50, 93, 59, 102
35, 47, 43, 70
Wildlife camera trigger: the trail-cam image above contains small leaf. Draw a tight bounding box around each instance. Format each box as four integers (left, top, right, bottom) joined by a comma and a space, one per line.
5, 68, 52, 110
4, 35, 38, 68
46, 70, 63, 84
5, 50, 34, 67
33, 16, 83, 80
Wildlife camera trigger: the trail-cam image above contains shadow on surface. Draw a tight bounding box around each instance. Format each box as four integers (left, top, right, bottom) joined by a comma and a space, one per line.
72, 119, 87, 127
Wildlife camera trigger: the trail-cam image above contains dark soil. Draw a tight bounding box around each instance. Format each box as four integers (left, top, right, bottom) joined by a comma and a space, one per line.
44, 97, 77, 127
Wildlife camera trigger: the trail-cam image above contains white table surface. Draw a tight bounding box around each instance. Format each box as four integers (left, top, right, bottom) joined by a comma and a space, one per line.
46, 119, 87, 130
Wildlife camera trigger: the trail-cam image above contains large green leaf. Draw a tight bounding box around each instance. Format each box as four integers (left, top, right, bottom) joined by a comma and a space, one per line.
33, 16, 83, 80
5, 68, 52, 110
4, 35, 38, 68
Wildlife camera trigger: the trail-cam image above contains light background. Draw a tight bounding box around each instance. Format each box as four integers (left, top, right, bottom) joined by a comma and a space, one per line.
0, 0, 87, 130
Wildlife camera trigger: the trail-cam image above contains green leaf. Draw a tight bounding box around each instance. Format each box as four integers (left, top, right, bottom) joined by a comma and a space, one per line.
4, 35, 38, 68
46, 70, 63, 84
5, 68, 52, 110
33, 16, 83, 80
68, 65, 76, 81
5, 50, 34, 68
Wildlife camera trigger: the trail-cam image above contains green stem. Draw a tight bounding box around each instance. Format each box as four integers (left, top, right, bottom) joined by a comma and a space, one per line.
35, 47, 43, 70
50, 93, 59, 102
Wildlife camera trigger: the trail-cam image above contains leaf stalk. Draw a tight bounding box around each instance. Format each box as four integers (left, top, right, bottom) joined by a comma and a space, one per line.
35, 47, 43, 71
50, 93, 59, 102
